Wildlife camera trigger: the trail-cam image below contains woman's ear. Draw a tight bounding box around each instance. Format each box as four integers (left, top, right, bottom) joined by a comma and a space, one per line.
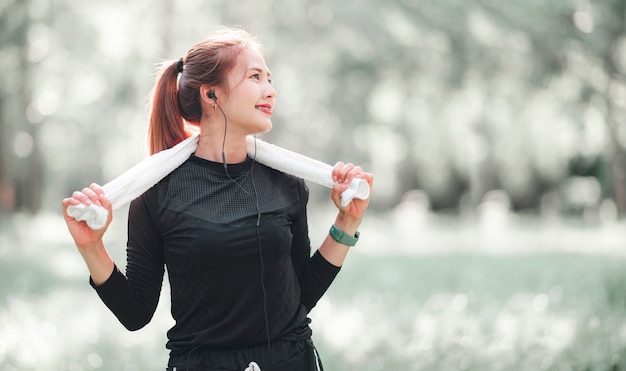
199, 86, 214, 103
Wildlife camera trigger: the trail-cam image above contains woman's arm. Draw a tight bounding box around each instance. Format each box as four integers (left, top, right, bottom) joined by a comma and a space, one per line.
294, 163, 373, 312
318, 162, 374, 267
62, 183, 165, 330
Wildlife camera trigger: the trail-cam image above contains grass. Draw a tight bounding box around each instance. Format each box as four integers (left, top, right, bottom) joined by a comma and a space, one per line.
2, 211, 626, 370
312, 253, 626, 370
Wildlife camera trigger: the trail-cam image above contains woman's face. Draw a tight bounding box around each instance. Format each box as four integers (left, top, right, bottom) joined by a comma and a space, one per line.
216, 47, 277, 135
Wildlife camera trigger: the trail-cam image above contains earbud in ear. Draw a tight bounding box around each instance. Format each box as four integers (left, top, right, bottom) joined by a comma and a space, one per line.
207, 90, 217, 100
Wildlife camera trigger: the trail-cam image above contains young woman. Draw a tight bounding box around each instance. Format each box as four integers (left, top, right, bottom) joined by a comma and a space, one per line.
62, 27, 373, 371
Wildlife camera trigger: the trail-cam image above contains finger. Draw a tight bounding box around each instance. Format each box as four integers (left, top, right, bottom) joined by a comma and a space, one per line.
82, 187, 102, 206
329, 186, 343, 208
100, 194, 113, 211
89, 183, 105, 197
337, 163, 355, 183
62, 197, 80, 207
61, 197, 80, 217
72, 190, 92, 205
347, 165, 363, 180
332, 162, 345, 182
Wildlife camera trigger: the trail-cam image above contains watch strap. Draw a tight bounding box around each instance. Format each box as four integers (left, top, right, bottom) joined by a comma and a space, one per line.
329, 224, 360, 246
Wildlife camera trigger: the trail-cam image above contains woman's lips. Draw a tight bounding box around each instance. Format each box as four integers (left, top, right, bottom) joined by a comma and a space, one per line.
255, 104, 272, 114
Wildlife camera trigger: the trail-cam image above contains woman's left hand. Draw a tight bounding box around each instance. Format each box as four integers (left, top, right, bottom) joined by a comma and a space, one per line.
330, 162, 374, 221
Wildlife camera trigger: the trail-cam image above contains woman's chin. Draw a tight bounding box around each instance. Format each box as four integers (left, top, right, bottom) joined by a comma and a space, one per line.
256, 122, 273, 134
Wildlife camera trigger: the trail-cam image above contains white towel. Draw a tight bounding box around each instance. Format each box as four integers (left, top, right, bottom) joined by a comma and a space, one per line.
67, 134, 370, 230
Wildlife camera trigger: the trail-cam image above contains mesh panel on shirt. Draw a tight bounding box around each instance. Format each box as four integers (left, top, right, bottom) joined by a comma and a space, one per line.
160, 157, 297, 224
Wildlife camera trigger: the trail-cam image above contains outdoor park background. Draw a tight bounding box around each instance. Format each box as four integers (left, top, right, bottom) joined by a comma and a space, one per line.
2, 0, 626, 370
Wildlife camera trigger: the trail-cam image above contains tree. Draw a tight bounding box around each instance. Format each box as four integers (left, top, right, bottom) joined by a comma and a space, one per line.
0, 0, 44, 213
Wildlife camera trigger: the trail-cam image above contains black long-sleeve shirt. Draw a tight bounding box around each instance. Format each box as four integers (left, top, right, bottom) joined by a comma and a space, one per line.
91, 155, 340, 355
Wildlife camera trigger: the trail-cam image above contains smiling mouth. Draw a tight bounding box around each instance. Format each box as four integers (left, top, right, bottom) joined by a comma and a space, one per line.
256, 105, 272, 114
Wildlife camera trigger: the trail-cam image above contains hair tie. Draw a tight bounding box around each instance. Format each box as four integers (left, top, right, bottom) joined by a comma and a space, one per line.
177, 58, 184, 73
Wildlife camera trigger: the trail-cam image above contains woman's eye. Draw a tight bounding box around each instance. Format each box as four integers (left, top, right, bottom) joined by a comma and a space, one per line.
251, 74, 260, 80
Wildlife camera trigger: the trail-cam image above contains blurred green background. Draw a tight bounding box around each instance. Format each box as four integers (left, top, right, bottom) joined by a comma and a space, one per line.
2, 0, 626, 370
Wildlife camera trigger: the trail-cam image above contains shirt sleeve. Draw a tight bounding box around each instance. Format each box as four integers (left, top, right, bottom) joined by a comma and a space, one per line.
91, 187, 165, 331
290, 180, 341, 312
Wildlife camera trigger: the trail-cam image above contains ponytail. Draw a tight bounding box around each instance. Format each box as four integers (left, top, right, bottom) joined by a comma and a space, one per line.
147, 60, 191, 155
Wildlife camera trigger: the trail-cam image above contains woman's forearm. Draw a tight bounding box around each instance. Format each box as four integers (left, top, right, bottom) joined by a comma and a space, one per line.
77, 241, 115, 286
318, 213, 362, 267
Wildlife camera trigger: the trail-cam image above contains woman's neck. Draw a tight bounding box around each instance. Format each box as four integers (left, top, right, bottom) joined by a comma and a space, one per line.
195, 130, 248, 164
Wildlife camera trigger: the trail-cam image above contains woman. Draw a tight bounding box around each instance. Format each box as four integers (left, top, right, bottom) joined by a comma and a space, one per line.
62, 27, 373, 371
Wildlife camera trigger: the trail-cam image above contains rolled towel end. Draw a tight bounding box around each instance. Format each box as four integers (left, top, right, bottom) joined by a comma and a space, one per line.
66, 204, 109, 231
340, 178, 370, 207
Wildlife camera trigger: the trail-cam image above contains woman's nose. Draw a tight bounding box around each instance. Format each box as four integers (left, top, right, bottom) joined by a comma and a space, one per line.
264, 81, 277, 99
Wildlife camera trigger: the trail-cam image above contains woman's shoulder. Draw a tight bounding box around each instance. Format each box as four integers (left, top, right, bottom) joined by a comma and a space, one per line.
257, 162, 307, 188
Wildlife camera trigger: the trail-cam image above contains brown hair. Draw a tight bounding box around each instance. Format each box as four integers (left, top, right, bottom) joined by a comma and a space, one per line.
147, 27, 262, 154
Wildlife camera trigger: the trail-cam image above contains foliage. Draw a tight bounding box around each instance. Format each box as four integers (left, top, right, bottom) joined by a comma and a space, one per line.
1, 0, 625, 216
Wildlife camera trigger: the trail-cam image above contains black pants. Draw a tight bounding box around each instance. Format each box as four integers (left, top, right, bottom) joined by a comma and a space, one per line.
166, 339, 323, 371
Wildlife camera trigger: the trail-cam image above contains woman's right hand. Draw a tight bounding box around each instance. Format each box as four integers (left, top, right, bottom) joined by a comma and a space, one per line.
62, 183, 112, 249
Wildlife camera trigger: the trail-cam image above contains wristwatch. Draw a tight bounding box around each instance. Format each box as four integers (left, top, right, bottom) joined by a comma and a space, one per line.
329, 224, 360, 246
